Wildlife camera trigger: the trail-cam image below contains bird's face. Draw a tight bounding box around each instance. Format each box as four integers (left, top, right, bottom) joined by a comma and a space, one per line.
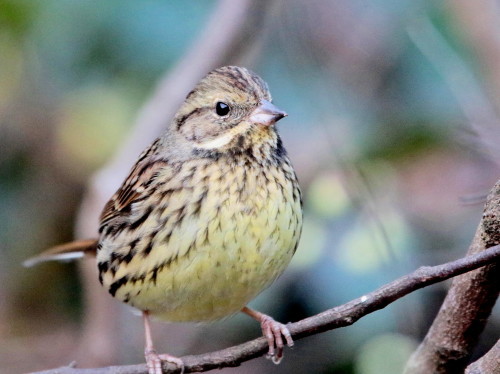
173, 66, 287, 155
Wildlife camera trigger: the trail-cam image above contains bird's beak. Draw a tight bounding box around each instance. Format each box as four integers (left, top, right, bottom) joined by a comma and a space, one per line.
249, 100, 287, 126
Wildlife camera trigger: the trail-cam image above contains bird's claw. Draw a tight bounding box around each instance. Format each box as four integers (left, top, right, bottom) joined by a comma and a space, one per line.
145, 348, 184, 374
259, 315, 294, 364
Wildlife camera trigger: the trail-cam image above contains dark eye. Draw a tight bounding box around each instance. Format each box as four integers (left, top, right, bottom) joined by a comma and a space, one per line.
215, 102, 230, 116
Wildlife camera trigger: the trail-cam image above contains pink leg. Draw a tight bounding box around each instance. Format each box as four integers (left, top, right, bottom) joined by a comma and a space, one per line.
242, 306, 294, 364
143, 311, 184, 374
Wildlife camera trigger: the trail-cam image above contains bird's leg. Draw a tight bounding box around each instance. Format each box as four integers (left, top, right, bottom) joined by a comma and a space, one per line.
241, 306, 294, 364
143, 311, 184, 374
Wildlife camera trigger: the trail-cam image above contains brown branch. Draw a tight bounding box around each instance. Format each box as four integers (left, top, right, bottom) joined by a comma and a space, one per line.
404, 181, 500, 373
30, 244, 500, 374
465, 339, 500, 374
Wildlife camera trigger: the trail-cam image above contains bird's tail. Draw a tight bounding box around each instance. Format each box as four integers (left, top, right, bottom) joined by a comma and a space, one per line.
23, 239, 98, 267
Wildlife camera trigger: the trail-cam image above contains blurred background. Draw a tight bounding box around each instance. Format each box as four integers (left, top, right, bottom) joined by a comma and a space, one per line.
1, 0, 500, 373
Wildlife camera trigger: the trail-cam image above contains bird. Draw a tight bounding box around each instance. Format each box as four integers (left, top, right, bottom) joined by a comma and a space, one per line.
26, 66, 303, 374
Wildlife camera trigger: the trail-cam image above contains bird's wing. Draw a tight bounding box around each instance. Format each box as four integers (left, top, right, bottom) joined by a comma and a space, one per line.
24, 139, 169, 267
99, 138, 167, 228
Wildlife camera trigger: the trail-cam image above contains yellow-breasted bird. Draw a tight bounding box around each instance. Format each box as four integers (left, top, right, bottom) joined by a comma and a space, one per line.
26, 66, 303, 374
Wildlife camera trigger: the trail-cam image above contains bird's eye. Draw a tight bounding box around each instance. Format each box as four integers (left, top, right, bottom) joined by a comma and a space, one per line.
215, 102, 230, 116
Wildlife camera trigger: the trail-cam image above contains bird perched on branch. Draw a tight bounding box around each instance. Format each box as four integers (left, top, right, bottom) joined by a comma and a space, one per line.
26, 66, 303, 374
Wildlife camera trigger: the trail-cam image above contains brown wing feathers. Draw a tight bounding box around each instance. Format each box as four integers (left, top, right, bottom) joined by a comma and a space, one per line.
24, 140, 166, 268
99, 159, 168, 227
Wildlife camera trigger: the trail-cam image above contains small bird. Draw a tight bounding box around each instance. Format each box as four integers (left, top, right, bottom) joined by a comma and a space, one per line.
26, 66, 303, 374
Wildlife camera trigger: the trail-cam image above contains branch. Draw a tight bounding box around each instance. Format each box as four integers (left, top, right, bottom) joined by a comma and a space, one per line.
404, 181, 500, 373
31, 244, 500, 374
465, 339, 500, 374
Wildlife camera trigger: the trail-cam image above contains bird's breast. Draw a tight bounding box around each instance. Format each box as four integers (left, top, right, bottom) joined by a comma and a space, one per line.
98, 156, 302, 322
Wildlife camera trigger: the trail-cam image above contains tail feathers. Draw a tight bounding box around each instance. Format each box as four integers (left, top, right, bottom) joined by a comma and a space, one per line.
23, 239, 98, 267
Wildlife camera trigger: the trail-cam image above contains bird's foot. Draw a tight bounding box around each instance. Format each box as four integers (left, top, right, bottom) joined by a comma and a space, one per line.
145, 348, 184, 374
259, 314, 294, 364
242, 306, 294, 364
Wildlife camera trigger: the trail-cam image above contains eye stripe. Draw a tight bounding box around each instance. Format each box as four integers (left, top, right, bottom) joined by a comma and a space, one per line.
176, 107, 209, 129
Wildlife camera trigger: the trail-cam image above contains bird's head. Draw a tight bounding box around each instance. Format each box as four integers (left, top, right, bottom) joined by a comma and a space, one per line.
170, 66, 287, 158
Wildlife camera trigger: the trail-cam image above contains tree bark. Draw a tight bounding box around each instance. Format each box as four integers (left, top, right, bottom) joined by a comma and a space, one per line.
404, 182, 500, 374
465, 339, 500, 374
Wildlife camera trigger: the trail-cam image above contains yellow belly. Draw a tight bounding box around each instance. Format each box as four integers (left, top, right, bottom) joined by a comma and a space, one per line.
98, 159, 302, 322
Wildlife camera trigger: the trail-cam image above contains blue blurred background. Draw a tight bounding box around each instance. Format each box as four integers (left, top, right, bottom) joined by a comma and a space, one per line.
1, 0, 499, 373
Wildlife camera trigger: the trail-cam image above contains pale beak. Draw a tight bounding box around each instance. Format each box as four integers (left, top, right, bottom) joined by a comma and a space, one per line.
249, 100, 287, 126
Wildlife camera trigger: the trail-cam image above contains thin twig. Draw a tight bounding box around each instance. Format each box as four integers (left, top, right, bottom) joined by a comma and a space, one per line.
30, 244, 500, 374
